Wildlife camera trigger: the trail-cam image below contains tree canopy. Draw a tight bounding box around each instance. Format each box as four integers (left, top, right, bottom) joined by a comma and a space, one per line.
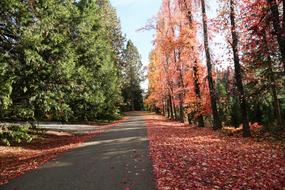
0, 0, 144, 122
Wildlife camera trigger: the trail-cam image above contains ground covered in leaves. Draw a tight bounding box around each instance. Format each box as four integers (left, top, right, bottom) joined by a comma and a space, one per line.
145, 114, 285, 190
0, 118, 127, 185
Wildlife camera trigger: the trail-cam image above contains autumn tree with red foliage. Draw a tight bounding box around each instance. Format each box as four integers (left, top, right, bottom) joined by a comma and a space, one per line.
239, 0, 284, 126
146, 0, 285, 133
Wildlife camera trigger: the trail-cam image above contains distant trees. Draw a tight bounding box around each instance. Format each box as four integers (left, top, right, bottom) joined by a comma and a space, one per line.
122, 40, 144, 111
0, 0, 143, 122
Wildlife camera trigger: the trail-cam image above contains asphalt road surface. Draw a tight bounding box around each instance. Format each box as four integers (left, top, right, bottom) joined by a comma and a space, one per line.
1, 112, 156, 190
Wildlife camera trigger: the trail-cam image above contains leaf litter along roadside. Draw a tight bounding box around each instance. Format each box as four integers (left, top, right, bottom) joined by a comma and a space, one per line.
0, 117, 128, 185
145, 114, 285, 190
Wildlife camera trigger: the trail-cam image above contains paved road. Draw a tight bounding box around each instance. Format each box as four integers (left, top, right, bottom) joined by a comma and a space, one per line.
1, 113, 156, 190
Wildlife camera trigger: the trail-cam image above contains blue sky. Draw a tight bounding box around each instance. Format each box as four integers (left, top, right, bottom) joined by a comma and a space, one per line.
109, 0, 222, 89
109, 0, 161, 66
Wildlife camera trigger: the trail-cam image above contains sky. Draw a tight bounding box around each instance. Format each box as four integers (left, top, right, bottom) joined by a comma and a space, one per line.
110, 0, 161, 66
109, 0, 221, 90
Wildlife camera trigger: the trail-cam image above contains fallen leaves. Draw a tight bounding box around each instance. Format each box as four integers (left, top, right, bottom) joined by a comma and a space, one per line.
145, 114, 285, 190
0, 117, 127, 185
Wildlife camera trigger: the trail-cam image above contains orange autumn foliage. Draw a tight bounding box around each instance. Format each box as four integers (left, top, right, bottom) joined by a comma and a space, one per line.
145, 0, 211, 118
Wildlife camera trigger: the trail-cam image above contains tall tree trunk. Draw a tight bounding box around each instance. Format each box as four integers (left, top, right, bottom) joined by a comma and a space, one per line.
169, 94, 174, 119
267, 0, 285, 72
230, 0, 251, 137
174, 53, 185, 122
167, 98, 170, 118
174, 105, 178, 120
200, 0, 221, 130
178, 95, 184, 122
176, 107, 179, 120
176, 50, 185, 123
162, 101, 166, 116
178, 69, 185, 123
263, 32, 282, 125
193, 63, 205, 128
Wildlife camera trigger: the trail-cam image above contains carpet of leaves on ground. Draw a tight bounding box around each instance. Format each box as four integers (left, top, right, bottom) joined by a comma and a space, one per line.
145, 114, 285, 190
0, 118, 127, 185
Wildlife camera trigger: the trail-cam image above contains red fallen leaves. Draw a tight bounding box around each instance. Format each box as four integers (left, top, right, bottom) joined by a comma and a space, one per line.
145, 114, 285, 190
0, 117, 127, 185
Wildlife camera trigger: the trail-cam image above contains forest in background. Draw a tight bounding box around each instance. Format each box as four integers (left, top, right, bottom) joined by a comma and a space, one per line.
145, 0, 285, 137
0, 0, 144, 123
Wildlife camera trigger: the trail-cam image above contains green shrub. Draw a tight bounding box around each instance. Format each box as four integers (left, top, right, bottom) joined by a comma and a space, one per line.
0, 124, 33, 146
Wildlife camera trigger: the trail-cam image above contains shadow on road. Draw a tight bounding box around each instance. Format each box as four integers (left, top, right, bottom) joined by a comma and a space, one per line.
2, 113, 156, 190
